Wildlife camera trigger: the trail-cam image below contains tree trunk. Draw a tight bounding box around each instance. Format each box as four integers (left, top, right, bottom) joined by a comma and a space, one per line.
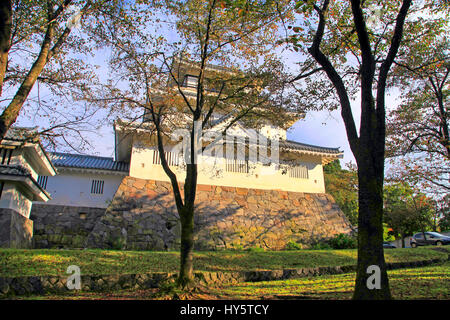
435, 86, 450, 159
0, 21, 54, 142
154, 113, 199, 289
301, 0, 410, 301
177, 157, 198, 288
0, 0, 12, 96
0, 0, 80, 141
178, 206, 195, 288
353, 153, 392, 300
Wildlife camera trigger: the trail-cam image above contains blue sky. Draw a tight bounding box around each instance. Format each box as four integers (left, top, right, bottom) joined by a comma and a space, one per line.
80, 41, 362, 166
11, 5, 404, 169
88, 108, 358, 164
91, 95, 393, 168
14, 42, 402, 169
289, 109, 357, 165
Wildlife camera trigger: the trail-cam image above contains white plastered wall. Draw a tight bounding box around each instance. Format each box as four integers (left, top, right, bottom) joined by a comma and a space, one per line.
129, 143, 326, 193
35, 170, 126, 208
0, 183, 33, 218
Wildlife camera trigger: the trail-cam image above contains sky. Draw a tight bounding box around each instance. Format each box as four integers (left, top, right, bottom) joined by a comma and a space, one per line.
74, 37, 359, 166
289, 109, 357, 165
289, 89, 401, 167
90, 94, 396, 168
13, 48, 401, 170
88, 108, 357, 164
84, 47, 401, 169
10, 3, 404, 169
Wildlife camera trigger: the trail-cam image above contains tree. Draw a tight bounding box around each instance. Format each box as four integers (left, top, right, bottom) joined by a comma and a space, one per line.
323, 160, 359, 226
439, 212, 450, 231
437, 195, 450, 231
384, 183, 434, 248
386, 13, 449, 197
286, 0, 421, 299
92, 0, 295, 288
0, 0, 107, 150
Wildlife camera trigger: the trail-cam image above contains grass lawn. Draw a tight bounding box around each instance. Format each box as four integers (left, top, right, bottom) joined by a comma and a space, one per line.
207, 261, 450, 300
0, 246, 448, 277
10, 261, 450, 300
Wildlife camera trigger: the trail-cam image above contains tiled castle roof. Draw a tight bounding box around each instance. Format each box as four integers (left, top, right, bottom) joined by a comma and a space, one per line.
49, 152, 129, 173
0, 164, 32, 177
0, 164, 50, 198
280, 140, 342, 155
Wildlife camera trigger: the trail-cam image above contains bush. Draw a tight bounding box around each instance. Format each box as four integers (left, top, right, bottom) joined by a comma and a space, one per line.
230, 244, 244, 251
246, 246, 265, 252
284, 241, 303, 250
107, 236, 126, 250
327, 233, 357, 249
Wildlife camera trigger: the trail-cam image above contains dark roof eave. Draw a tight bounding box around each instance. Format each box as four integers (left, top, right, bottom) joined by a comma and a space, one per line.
2, 129, 57, 175
281, 140, 342, 155
0, 173, 51, 201
55, 165, 129, 174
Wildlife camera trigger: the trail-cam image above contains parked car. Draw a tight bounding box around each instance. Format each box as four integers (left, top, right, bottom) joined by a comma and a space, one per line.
410, 232, 450, 248
383, 242, 396, 249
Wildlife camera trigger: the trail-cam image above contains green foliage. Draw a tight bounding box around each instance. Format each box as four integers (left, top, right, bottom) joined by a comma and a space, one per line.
106, 236, 126, 250
383, 224, 396, 242
323, 159, 342, 174
323, 160, 359, 226
245, 246, 265, 252
327, 233, 357, 249
230, 244, 244, 251
439, 210, 450, 231
385, 8, 449, 196
284, 241, 303, 250
307, 233, 357, 250
439, 216, 450, 232
437, 196, 450, 232
153, 276, 185, 299
384, 182, 435, 241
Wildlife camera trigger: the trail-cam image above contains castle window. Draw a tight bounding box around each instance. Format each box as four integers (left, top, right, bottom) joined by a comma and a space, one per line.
0, 148, 13, 165
91, 180, 104, 194
152, 150, 180, 166
37, 176, 48, 189
183, 75, 198, 88
79, 212, 87, 220
289, 165, 309, 179
226, 159, 249, 173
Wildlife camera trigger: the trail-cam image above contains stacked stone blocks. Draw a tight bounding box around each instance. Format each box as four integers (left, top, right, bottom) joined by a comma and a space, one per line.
85, 176, 353, 250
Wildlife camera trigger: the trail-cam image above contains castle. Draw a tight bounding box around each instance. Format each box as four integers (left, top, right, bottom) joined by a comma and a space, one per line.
1, 60, 353, 250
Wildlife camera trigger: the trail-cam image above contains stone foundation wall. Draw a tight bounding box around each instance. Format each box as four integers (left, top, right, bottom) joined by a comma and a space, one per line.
0, 208, 33, 249
86, 176, 353, 250
0, 209, 11, 247
30, 205, 106, 248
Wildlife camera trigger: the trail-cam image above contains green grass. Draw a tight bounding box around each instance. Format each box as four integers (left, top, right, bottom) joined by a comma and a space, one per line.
0, 246, 448, 277
10, 261, 450, 300
206, 261, 450, 300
